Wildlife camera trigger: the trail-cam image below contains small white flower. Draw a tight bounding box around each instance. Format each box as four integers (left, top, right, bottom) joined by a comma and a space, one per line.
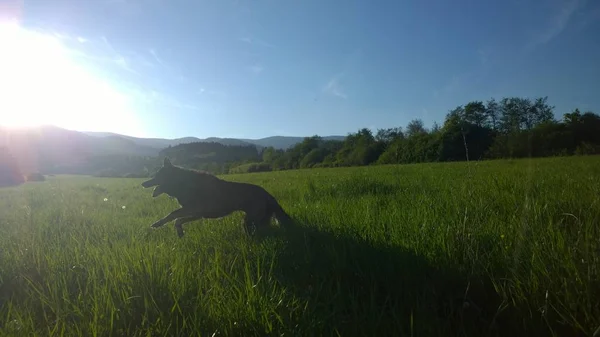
122, 206, 126, 209
103, 198, 108, 202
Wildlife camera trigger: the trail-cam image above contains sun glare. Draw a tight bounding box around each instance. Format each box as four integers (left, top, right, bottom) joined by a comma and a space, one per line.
0, 22, 143, 135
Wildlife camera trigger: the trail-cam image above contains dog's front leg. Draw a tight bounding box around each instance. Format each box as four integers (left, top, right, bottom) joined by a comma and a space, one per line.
173, 216, 203, 238
151, 208, 196, 228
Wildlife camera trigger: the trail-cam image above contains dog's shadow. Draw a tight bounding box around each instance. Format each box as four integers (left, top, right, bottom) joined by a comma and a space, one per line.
253, 219, 556, 337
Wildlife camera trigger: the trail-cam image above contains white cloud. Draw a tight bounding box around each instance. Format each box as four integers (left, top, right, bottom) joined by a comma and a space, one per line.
198, 87, 227, 98
323, 74, 347, 99
526, 0, 587, 51
248, 64, 264, 74
114, 55, 138, 74
149, 48, 164, 66
239, 36, 276, 49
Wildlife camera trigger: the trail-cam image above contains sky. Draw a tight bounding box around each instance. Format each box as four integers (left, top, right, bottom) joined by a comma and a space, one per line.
0, 0, 599, 139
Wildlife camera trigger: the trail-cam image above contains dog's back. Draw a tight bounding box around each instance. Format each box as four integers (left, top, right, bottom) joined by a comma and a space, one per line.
166, 173, 291, 225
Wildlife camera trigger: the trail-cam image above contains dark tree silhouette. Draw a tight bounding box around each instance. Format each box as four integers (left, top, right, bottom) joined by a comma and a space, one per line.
0, 147, 25, 187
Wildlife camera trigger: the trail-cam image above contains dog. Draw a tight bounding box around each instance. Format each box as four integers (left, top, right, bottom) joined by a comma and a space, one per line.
141, 157, 292, 238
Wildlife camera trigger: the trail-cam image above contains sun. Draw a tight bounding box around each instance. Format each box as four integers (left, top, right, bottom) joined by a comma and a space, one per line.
0, 22, 144, 135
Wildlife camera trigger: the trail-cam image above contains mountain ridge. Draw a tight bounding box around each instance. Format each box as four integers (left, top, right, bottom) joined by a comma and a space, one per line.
83, 131, 346, 150
0, 125, 345, 175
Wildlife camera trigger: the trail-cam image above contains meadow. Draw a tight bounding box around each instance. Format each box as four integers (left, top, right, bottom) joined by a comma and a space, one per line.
0, 156, 599, 336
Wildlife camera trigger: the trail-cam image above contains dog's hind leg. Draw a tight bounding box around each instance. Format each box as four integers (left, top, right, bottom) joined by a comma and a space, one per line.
243, 213, 255, 236
174, 216, 202, 238
268, 200, 293, 228
243, 211, 271, 236
244, 212, 267, 236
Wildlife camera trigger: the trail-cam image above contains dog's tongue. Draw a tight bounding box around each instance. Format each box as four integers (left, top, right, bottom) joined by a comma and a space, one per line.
152, 185, 164, 197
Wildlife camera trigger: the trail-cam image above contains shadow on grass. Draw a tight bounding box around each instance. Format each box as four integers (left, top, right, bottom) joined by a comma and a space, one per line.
257, 219, 577, 337
0, 217, 586, 336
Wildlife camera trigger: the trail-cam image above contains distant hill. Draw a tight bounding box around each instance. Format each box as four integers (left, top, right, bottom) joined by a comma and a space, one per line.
0, 125, 346, 175
83, 132, 206, 149
0, 126, 158, 174
240, 136, 346, 149
84, 131, 346, 150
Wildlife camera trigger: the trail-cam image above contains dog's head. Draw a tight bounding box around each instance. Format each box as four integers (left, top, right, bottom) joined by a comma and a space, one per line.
142, 157, 181, 197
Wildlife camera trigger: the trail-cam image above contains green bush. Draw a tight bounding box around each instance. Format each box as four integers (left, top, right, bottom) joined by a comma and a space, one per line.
229, 162, 272, 174
26, 172, 45, 182
94, 169, 120, 178
575, 142, 600, 155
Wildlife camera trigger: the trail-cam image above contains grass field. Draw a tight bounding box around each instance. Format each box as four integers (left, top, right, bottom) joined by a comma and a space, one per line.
1, 156, 599, 336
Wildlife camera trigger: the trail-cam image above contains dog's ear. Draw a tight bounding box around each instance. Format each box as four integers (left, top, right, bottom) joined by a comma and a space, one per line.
163, 157, 173, 167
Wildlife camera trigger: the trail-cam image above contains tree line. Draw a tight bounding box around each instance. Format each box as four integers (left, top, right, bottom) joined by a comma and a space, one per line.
2, 95, 598, 181
86, 142, 260, 177
254, 96, 600, 172
66, 95, 600, 176
159, 142, 261, 174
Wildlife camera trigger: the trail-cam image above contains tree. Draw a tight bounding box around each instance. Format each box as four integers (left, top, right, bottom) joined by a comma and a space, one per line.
438, 107, 494, 161
498, 96, 554, 133
0, 147, 25, 187
463, 101, 487, 127
158, 142, 261, 174
563, 108, 582, 124
336, 128, 383, 166
528, 96, 554, 128
499, 97, 526, 134
486, 98, 500, 130
375, 127, 404, 144
252, 96, 599, 171
262, 147, 285, 164
406, 119, 426, 138
300, 148, 329, 168
568, 111, 600, 147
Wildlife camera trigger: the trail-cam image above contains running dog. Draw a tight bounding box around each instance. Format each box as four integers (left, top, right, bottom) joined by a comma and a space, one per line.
141, 157, 292, 238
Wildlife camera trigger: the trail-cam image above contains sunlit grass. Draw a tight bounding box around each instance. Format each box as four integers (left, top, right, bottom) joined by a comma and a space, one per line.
1, 157, 599, 336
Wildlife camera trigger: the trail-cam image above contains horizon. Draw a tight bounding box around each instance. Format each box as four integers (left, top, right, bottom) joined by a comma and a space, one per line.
1, 0, 599, 139
0, 123, 348, 140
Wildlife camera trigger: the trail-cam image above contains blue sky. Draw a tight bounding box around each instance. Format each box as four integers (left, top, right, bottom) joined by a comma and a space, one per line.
13, 0, 600, 139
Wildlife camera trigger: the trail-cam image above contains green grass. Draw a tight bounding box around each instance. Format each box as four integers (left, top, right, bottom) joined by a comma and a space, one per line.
1, 156, 599, 336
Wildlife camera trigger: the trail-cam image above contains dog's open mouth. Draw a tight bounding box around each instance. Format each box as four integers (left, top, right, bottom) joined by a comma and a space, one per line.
141, 177, 158, 188
152, 185, 164, 197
